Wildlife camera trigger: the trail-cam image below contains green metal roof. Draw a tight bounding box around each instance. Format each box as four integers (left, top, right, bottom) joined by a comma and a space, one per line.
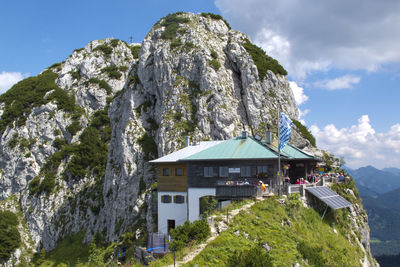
281, 144, 315, 160
183, 137, 279, 160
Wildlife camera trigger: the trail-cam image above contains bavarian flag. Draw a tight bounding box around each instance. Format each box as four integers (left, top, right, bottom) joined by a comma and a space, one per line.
279, 112, 292, 150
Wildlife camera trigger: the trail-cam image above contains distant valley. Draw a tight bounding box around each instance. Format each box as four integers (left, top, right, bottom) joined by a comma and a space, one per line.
348, 166, 400, 258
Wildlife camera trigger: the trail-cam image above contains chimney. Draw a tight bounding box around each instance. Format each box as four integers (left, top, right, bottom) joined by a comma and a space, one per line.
242, 131, 248, 139
185, 136, 190, 147
265, 131, 271, 144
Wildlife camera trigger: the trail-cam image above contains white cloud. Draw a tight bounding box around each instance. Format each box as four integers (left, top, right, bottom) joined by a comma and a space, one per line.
289, 81, 309, 124
215, 0, 400, 78
0, 71, 26, 94
298, 108, 310, 125
310, 115, 400, 168
289, 81, 308, 105
314, 75, 361, 90
254, 28, 291, 71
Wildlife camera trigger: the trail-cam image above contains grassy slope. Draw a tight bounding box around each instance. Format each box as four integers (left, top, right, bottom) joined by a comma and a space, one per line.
34, 231, 90, 266
183, 197, 363, 267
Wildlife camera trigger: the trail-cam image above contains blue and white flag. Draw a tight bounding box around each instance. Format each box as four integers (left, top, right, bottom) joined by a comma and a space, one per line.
279, 112, 292, 150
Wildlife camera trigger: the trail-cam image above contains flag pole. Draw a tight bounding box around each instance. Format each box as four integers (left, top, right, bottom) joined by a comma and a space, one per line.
277, 101, 281, 192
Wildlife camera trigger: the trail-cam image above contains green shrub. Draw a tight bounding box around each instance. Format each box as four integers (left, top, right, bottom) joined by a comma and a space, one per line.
119, 66, 129, 72
29, 106, 111, 194
73, 48, 84, 53
48, 62, 62, 71
66, 120, 82, 136
292, 119, 316, 146
71, 70, 81, 80
0, 210, 21, 263
160, 13, 190, 40
85, 78, 111, 94
54, 129, 61, 136
127, 75, 139, 88
138, 133, 157, 160
169, 219, 210, 251
110, 39, 120, 48
227, 243, 273, 267
48, 86, 77, 113
200, 196, 218, 217
200, 12, 231, 29
243, 39, 287, 78
7, 134, 19, 148
39, 173, 56, 195
210, 50, 218, 59
30, 147, 70, 196
31, 108, 110, 193
209, 59, 221, 71
101, 66, 122, 79
29, 176, 41, 195
53, 138, 67, 150
184, 42, 194, 51
170, 39, 181, 49
285, 193, 302, 217
130, 45, 141, 58
93, 44, 113, 56
0, 70, 79, 135
65, 108, 111, 181
17, 137, 33, 150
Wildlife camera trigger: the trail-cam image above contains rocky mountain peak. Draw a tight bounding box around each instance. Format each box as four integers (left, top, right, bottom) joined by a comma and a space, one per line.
137, 12, 299, 155
0, 12, 324, 265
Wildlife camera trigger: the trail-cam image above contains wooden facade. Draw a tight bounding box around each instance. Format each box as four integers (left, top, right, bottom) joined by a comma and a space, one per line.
157, 163, 188, 192
187, 160, 278, 188
156, 159, 316, 192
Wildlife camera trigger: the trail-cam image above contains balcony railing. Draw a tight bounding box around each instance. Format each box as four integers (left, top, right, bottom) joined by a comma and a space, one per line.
216, 184, 262, 198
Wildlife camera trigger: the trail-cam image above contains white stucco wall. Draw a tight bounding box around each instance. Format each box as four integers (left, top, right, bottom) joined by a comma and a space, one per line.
157, 191, 187, 234
188, 188, 216, 222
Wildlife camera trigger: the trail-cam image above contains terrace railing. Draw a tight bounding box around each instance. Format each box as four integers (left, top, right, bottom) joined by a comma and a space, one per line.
215, 184, 262, 198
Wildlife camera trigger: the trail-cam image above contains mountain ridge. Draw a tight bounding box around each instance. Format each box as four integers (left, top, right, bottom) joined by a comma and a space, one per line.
348, 165, 400, 195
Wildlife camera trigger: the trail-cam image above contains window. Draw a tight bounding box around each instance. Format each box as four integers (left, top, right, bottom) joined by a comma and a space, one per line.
241, 166, 251, 177
174, 195, 185, 203
251, 166, 257, 176
219, 166, 228, 177
163, 168, 169, 176
204, 167, 217, 177
161, 195, 171, 203
257, 166, 268, 175
175, 168, 183, 176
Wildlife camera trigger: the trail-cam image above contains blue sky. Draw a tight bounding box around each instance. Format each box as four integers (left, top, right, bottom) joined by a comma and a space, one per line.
1, 0, 400, 168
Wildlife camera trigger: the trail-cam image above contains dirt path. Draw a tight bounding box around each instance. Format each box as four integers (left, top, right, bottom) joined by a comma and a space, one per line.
166, 201, 257, 267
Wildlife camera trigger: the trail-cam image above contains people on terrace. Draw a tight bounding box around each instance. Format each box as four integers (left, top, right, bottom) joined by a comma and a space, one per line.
288, 171, 349, 185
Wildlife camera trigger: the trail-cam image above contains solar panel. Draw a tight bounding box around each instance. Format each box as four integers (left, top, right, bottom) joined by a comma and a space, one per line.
305, 186, 352, 210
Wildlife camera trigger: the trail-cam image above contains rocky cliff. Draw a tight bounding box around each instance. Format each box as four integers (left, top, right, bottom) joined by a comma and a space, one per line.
0, 12, 370, 265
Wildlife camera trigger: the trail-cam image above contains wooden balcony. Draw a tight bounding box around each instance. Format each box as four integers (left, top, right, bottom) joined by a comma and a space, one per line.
215, 184, 262, 198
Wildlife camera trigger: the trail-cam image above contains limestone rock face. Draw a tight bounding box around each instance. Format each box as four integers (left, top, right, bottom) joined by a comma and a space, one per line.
0, 12, 327, 261
349, 201, 376, 267
138, 13, 299, 156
